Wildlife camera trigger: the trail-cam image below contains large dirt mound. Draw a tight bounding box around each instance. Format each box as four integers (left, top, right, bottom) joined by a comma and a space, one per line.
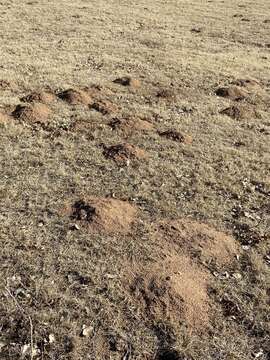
58, 88, 93, 105
127, 253, 210, 332
69, 197, 137, 234
159, 130, 193, 144
12, 103, 51, 123
21, 91, 56, 104
155, 219, 240, 267
109, 117, 154, 134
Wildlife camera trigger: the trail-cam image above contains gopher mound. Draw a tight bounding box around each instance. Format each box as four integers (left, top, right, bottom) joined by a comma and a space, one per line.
113, 76, 141, 88
69, 197, 137, 234
156, 219, 240, 267
215, 86, 248, 100
58, 88, 93, 105
12, 103, 51, 123
220, 105, 259, 120
127, 254, 210, 332
159, 130, 193, 144
89, 100, 118, 115
21, 91, 56, 104
232, 78, 261, 89
109, 117, 154, 134
103, 143, 148, 165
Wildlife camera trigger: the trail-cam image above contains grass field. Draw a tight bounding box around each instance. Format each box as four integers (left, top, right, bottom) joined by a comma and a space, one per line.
0, 0, 269, 359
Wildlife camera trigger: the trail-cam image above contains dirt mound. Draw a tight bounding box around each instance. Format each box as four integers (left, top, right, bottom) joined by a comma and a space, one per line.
69, 197, 137, 234
21, 91, 56, 104
12, 103, 51, 123
113, 76, 141, 88
103, 143, 148, 165
220, 105, 258, 120
128, 253, 210, 332
215, 86, 248, 100
58, 88, 93, 105
89, 100, 118, 115
156, 219, 240, 267
109, 117, 154, 133
232, 78, 261, 89
159, 130, 192, 144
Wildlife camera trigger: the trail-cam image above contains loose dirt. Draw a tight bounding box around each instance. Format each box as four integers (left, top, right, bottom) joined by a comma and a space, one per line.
113, 76, 141, 88
215, 86, 248, 100
11, 103, 51, 123
103, 143, 148, 165
220, 104, 259, 120
21, 90, 56, 104
89, 100, 118, 115
109, 117, 154, 134
58, 88, 93, 105
159, 130, 193, 144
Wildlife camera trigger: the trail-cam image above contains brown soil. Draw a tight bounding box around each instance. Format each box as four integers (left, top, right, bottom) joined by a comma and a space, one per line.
127, 253, 210, 332
0, 111, 11, 124
155, 219, 240, 267
159, 130, 193, 144
215, 86, 248, 100
69, 197, 137, 234
103, 143, 148, 165
220, 105, 259, 120
58, 88, 93, 105
21, 91, 56, 104
89, 100, 118, 115
232, 78, 262, 90
109, 117, 154, 134
11, 103, 51, 123
113, 76, 141, 88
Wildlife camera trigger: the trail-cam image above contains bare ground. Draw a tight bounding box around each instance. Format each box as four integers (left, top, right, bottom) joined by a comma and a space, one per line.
0, 0, 269, 359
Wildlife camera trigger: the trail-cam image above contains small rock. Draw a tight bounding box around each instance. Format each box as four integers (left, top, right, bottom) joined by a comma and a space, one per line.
81, 325, 94, 337
49, 334, 55, 344
232, 272, 242, 280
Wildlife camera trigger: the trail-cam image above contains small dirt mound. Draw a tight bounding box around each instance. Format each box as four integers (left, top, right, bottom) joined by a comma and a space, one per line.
12, 103, 51, 123
159, 130, 192, 144
103, 143, 147, 165
156, 219, 240, 267
89, 100, 118, 115
69, 197, 137, 234
58, 88, 93, 105
220, 105, 258, 120
232, 78, 261, 89
109, 117, 154, 134
215, 86, 248, 100
21, 91, 56, 104
128, 253, 210, 332
113, 76, 141, 88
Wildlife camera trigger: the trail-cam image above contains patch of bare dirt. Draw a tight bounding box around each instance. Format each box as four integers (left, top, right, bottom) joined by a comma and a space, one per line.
232, 78, 262, 90
215, 86, 248, 100
69, 197, 137, 234
155, 219, 240, 267
113, 76, 141, 88
89, 100, 118, 115
58, 88, 93, 105
127, 253, 210, 332
159, 130, 193, 144
109, 117, 154, 134
21, 90, 56, 104
11, 103, 51, 124
103, 143, 148, 165
220, 104, 259, 120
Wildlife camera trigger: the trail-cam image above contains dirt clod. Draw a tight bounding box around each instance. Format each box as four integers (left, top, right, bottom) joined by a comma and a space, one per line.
215, 86, 248, 100
103, 143, 148, 165
113, 76, 141, 88
69, 197, 137, 234
220, 105, 259, 120
109, 117, 154, 134
159, 130, 192, 144
12, 103, 51, 123
89, 100, 118, 115
21, 91, 56, 104
58, 88, 93, 105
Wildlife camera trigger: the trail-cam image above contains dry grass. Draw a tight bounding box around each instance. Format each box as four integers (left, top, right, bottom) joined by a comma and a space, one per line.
0, 0, 269, 359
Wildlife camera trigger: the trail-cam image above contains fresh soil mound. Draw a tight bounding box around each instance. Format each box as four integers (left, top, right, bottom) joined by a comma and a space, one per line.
220, 105, 258, 120
109, 117, 154, 133
113, 76, 141, 88
69, 197, 137, 234
128, 253, 210, 332
58, 88, 93, 105
215, 86, 248, 100
89, 100, 118, 115
232, 78, 261, 89
12, 103, 51, 123
103, 143, 148, 165
156, 219, 240, 267
21, 91, 56, 104
159, 130, 192, 144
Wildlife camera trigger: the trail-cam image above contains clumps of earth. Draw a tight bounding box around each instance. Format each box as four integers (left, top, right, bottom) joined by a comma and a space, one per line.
220, 104, 259, 120
21, 90, 56, 104
215, 85, 248, 100
103, 143, 148, 165
89, 100, 118, 115
58, 88, 93, 105
159, 129, 193, 144
69, 197, 137, 234
113, 76, 141, 88
12, 103, 51, 124
109, 117, 154, 134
